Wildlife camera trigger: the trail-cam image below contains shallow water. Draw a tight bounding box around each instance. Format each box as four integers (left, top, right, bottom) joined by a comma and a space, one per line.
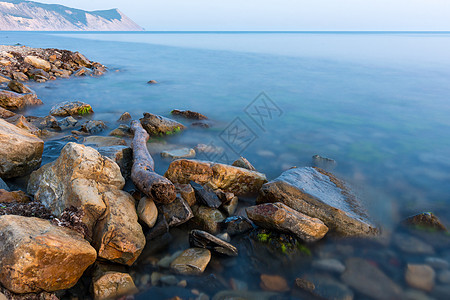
1, 31, 450, 299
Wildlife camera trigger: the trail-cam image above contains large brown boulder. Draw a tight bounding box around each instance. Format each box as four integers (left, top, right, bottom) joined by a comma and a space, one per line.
0, 215, 97, 294
0, 90, 42, 111
0, 119, 43, 178
257, 167, 378, 236
165, 159, 267, 196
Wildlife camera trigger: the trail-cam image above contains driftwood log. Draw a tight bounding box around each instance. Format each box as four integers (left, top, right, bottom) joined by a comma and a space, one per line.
130, 120, 176, 204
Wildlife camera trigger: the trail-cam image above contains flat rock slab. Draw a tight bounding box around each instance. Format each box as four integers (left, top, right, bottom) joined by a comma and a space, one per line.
140, 112, 185, 136
246, 202, 328, 243
165, 159, 267, 196
0, 119, 44, 179
0, 215, 97, 293
190, 181, 222, 208
170, 248, 211, 275
257, 167, 378, 236
189, 229, 238, 256
161, 148, 196, 159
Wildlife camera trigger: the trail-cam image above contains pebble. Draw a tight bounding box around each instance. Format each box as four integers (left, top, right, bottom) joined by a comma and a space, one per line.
157, 250, 183, 268
405, 264, 435, 292
312, 258, 346, 274
160, 275, 179, 286
151, 272, 162, 286
230, 277, 248, 291
393, 233, 435, 255
259, 274, 289, 292
170, 248, 211, 275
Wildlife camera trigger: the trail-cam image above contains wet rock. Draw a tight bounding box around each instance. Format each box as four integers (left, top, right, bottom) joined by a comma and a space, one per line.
189, 229, 238, 256
190, 181, 222, 208
216, 190, 238, 216
81, 120, 107, 134
147, 80, 158, 84
312, 258, 346, 274
405, 264, 435, 292
170, 248, 211, 275
232, 156, 256, 171
0, 189, 31, 203
0, 90, 42, 110
118, 112, 132, 122
160, 275, 179, 286
92, 272, 137, 300
0, 119, 43, 178
74, 67, 92, 77
157, 250, 184, 269
171, 109, 208, 120
0, 215, 97, 293
0, 178, 9, 191
341, 258, 402, 299
140, 112, 185, 136
28, 68, 50, 81
299, 275, 354, 300
24, 55, 51, 71
7, 80, 33, 94
12, 71, 28, 81
246, 202, 329, 243
191, 120, 213, 128
257, 167, 378, 236
109, 124, 132, 137
0, 107, 15, 118
160, 196, 194, 227
403, 212, 447, 232
27, 142, 125, 237
438, 270, 450, 284
192, 205, 226, 234
175, 183, 196, 206
222, 216, 254, 236
161, 148, 196, 159
393, 233, 435, 254
26, 115, 60, 130
49, 101, 93, 116
5, 114, 41, 136
97, 145, 133, 178
146, 215, 170, 241
260, 274, 289, 292
83, 135, 126, 147
165, 159, 267, 196
52, 68, 70, 78
312, 154, 337, 169
58, 116, 79, 128
138, 197, 158, 228
72, 52, 92, 68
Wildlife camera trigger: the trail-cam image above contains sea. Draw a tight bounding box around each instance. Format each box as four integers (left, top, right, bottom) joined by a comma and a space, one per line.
1, 31, 450, 299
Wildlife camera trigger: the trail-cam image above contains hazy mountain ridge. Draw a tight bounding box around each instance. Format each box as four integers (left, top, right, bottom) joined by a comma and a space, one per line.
0, 0, 143, 31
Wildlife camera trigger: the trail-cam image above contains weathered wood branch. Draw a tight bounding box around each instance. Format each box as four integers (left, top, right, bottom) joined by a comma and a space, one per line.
130, 120, 176, 204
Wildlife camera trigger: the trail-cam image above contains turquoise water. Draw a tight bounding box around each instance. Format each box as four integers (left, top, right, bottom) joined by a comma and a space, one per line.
2, 31, 450, 298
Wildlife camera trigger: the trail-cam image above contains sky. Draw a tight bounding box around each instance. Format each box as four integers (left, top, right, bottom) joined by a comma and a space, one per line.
36, 0, 450, 31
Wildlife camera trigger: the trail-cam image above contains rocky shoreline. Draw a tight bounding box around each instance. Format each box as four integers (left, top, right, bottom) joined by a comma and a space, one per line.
1, 45, 450, 300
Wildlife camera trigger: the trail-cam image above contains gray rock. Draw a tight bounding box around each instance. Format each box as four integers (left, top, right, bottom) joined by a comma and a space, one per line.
257, 167, 378, 236
438, 270, 450, 284
341, 258, 402, 299
189, 229, 238, 256
81, 120, 106, 134
217, 191, 238, 216
432, 285, 450, 299
0, 178, 10, 191
425, 257, 449, 269
246, 202, 329, 243
159, 196, 194, 227
161, 148, 196, 159
312, 258, 346, 274
139, 112, 185, 136
394, 233, 435, 255
191, 181, 221, 208
58, 116, 78, 128
97, 146, 132, 178
222, 216, 254, 236
26, 115, 59, 130
159, 275, 178, 286
312, 154, 337, 169
83, 136, 126, 147
302, 274, 354, 300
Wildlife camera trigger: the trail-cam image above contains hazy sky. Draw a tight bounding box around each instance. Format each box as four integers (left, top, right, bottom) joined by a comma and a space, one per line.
37, 0, 450, 31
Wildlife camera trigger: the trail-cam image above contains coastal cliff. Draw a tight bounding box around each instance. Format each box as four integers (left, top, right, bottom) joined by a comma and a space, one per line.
0, 0, 143, 31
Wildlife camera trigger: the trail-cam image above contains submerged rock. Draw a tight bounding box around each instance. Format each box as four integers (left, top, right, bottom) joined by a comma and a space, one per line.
161, 148, 196, 159
246, 202, 329, 243
341, 258, 402, 299
0, 119, 44, 178
49, 101, 93, 116
222, 216, 254, 236
170, 248, 211, 275
257, 167, 378, 236
140, 112, 185, 136
165, 159, 267, 196
298, 274, 354, 300
232, 156, 256, 171
192, 205, 226, 234
83, 135, 126, 147
260, 274, 289, 292
403, 212, 447, 232
0, 90, 42, 110
393, 233, 435, 254
312, 154, 337, 169
405, 264, 435, 292
109, 124, 132, 137
171, 109, 208, 120
0, 215, 97, 294
92, 271, 137, 300
189, 229, 238, 256
97, 145, 133, 178
118, 112, 132, 122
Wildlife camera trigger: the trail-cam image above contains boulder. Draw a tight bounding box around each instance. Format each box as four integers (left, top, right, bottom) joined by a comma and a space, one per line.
0, 215, 97, 293
81, 120, 107, 134
118, 112, 132, 122
140, 112, 185, 136
189, 229, 238, 256
58, 116, 78, 128
171, 109, 208, 120
49, 101, 93, 116
403, 212, 447, 232
0, 119, 44, 178
0, 90, 42, 110
27, 142, 124, 237
92, 272, 137, 300
170, 248, 211, 275
165, 159, 267, 196
7, 80, 33, 94
93, 190, 146, 266
257, 167, 378, 236
246, 202, 328, 243
74, 67, 93, 77
109, 124, 132, 137
27, 69, 50, 81
24, 55, 51, 71
138, 197, 158, 228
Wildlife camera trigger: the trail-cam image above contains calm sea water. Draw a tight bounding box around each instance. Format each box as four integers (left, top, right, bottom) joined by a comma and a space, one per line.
2, 31, 450, 298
